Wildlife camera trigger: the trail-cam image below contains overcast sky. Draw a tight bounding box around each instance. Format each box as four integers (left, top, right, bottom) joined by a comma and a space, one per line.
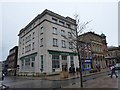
0, 0, 119, 61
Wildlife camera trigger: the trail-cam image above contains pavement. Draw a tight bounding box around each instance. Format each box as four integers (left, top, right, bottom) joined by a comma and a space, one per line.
63, 75, 118, 88
1, 68, 119, 89
17, 68, 110, 81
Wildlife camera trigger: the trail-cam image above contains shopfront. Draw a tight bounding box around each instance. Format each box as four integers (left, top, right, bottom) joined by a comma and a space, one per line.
82, 59, 92, 71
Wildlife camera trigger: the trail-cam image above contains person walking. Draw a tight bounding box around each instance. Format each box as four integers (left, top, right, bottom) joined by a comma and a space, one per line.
76, 67, 79, 75
110, 62, 118, 78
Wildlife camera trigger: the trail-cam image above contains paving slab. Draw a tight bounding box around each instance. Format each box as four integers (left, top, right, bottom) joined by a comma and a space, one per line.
63, 76, 118, 88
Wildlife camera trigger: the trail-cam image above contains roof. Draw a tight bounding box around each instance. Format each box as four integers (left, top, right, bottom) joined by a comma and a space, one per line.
108, 46, 120, 51
79, 32, 106, 38
18, 9, 76, 36
9, 46, 18, 52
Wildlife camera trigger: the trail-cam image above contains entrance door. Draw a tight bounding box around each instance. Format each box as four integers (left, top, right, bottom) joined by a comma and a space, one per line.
61, 55, 67, 71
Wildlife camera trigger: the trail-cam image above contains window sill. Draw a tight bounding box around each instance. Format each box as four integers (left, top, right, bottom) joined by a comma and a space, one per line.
40, 33, 43, 35
53, 45, 58, 47
62, 47, 66, 48
52, 33, 58, 35
40, 45, 43, 47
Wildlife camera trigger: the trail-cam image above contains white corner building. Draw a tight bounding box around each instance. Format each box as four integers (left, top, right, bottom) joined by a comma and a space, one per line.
18, 9, 79, 75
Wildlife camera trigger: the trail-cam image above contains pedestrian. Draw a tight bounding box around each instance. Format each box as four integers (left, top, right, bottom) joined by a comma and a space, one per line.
76, 67, 79, 75
72, 67, 75, 75
110, 62, 118, 78
2, 70, 5, 80
69, 67, 72, 73
98, 64, 101, 72
96, 63, 99, 72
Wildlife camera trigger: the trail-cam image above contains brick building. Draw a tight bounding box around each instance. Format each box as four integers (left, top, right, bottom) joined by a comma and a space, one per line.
6, 46, 18, 76
79, 32, 108, 71
106, 46, 120, 64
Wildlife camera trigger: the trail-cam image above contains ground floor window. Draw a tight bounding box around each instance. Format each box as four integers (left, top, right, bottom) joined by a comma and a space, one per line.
70, 56, 74, 66
52, 54, 60, 68
40, 55, 44, 72
61, 55, 68, 71
25, 58, 30, 69
20, 54, 36, 70
62, 55, 67, 61
82, 59, 92, 71
21, 60, 24, 69
31, 56, 35, 68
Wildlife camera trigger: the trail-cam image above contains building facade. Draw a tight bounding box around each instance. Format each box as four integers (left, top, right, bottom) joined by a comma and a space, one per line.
18, 9, 79, 75
6, 46, 18, 76
105, 46, 120, 64
79, 32, 108, 70
79, 41, 92, 71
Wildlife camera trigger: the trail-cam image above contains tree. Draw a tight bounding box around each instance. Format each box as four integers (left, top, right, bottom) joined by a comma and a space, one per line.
64, 14, 92, 87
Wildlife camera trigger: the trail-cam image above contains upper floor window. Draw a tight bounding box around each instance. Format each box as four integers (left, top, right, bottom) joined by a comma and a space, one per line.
29, 44, 31, 51
22, 48, 24, 54
68, 32, 72, 38
29, 35, 31, 41
32, 42, 35, 50
69, 42, 73, 49
66, 23, 71, 28
61, 30, 65, 36
52, 27, 57, 35
32, 32, 35, 39
53, 38, 58, 47
25, 34, 31, 43
52, 18, 57, 23
61, 40, 66, 48
23, 39, 24, 45
40, 38, 43, 47
59, 20, 65, 25
25, 37, 27, 43
25, 44, 31, 53
40, 26, 44, 34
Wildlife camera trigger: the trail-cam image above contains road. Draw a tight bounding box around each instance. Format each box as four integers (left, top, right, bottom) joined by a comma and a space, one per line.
0, 71, 112, 89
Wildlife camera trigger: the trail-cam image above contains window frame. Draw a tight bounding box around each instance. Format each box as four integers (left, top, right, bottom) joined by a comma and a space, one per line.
40, 38, 43, 47
61, 30, 65, 36
53, 38, 58, 47
52, 54, 60, 68
52, 27, 57, 35
61, 40, 66, 48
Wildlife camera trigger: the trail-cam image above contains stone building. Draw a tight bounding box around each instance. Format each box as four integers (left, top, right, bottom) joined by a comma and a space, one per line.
6, 46, 18, 76
78, 41, 92, 71
78, 32, 108, 70
18, 9, 79, 75
105, 46, 120, 65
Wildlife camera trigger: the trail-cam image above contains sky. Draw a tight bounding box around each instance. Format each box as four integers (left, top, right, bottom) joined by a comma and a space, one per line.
0, 0, 119, 61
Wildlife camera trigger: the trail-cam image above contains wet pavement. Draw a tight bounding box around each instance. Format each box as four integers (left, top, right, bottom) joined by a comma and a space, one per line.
63, 75, 118, 88
64, 71, 120, 88
0, 69, 118, 89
